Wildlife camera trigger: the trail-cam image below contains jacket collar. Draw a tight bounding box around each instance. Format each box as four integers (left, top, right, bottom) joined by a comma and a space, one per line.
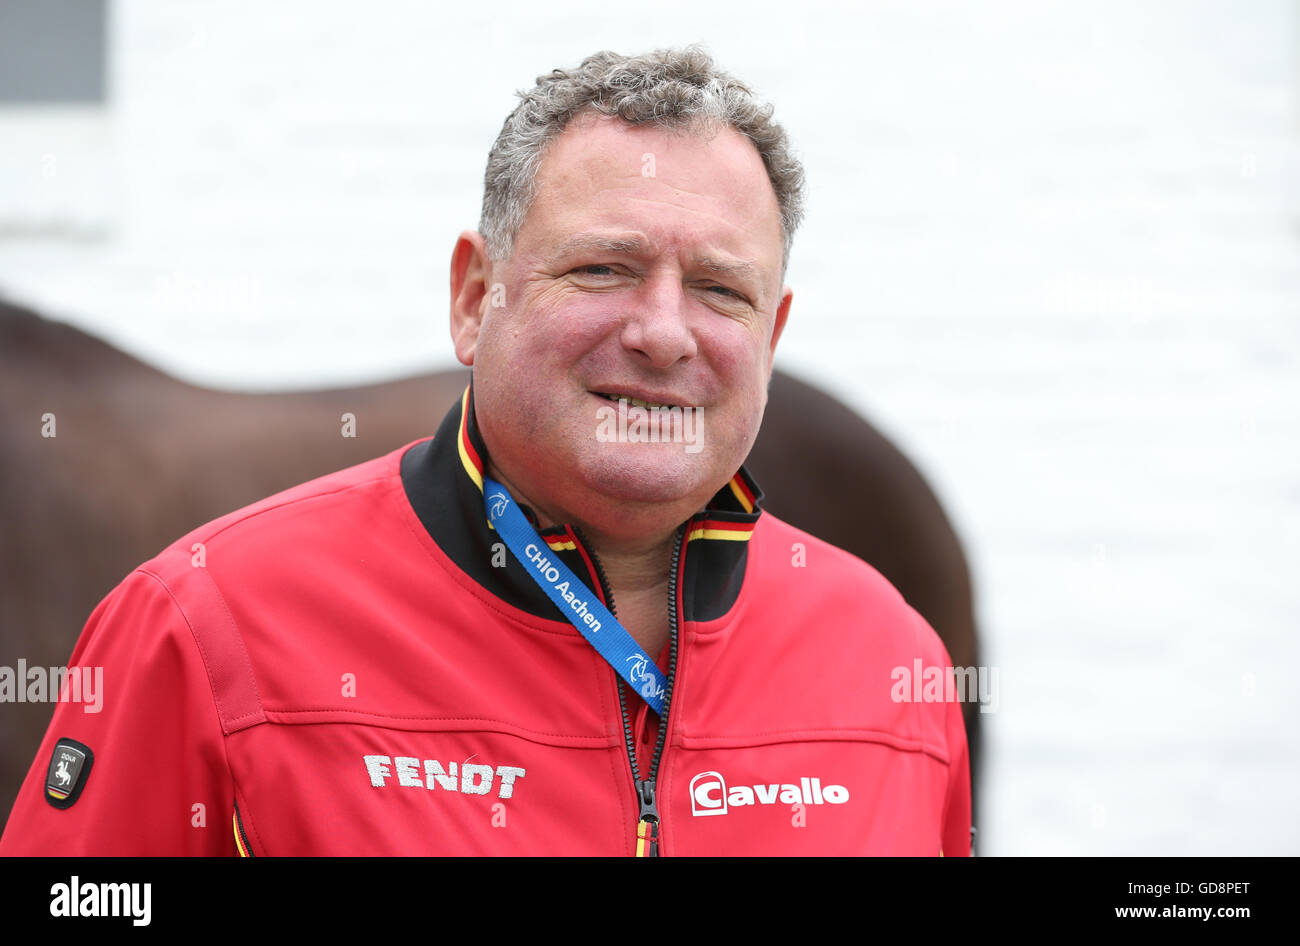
400, 384, 764, 623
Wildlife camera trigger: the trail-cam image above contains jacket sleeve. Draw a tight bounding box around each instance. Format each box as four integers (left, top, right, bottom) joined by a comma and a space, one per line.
906, 604, 973, 857
0, 567, 238, 855
939, 678, 973, 857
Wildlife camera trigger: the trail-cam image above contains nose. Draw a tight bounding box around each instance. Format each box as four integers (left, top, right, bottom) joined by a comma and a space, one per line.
619, 275, 698, 369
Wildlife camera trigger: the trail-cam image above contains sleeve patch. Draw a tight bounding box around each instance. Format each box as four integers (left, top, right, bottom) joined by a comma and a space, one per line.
45, 737, 94, 809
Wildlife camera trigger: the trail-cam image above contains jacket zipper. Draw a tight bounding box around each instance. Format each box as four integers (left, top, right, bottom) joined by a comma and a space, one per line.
577, 523, 685, 858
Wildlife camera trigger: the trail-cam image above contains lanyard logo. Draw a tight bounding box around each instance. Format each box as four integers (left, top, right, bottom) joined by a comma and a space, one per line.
627, 654, 666, 703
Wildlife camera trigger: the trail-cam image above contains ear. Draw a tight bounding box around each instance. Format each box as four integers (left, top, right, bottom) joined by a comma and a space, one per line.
450, 231, 494, 366
767, 286, 793, 370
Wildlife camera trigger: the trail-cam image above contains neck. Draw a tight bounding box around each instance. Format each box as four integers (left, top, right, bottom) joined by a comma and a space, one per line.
487, 463, 678, 657
585, 536, 676, 658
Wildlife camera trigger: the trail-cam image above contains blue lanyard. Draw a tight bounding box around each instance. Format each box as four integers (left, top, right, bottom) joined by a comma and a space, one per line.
483, 476, 668, 715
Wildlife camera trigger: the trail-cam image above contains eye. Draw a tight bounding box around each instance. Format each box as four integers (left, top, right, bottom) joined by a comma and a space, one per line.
573, 264, 617, 277
704, 284, 749, 303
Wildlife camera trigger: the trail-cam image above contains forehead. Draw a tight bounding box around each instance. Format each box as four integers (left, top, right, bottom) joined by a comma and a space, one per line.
518, 114, 784, 270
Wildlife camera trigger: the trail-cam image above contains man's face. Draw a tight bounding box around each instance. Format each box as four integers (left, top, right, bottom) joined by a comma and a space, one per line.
460, 113, 792, 529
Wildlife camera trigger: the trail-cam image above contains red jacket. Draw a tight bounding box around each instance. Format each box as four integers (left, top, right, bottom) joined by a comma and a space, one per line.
1, 389, 970, 856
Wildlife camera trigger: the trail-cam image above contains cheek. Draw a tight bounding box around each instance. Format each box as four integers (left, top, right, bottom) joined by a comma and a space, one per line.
698, 324, 771, 394
483, 291, 615, 365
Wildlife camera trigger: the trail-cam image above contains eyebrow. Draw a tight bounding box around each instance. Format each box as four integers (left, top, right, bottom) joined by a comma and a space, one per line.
550, 234, 650, 259
695, 256, 761, 283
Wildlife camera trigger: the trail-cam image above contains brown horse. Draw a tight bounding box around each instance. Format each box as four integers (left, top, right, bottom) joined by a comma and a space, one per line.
0, 296, 981, 834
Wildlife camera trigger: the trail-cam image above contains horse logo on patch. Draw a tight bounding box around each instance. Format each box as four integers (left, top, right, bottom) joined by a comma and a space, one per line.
44, 738, 93, 809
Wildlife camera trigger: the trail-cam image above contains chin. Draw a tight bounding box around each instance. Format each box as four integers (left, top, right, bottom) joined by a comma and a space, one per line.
574, 445, 725, 508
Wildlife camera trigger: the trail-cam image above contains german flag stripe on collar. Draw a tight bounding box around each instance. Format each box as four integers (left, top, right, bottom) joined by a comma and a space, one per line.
687, 519, 757, 543
727, 474, 756, 513
456, 386, 486, 493
544, 533, 577, 552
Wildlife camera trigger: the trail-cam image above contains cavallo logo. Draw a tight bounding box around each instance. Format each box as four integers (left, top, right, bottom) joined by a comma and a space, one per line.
689, 770, 850, 816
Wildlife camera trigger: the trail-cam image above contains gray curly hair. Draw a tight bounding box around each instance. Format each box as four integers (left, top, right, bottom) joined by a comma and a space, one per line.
479, 46, 805, 274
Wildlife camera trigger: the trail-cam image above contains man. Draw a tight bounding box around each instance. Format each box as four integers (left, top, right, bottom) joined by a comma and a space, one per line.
1, 47, 969, 855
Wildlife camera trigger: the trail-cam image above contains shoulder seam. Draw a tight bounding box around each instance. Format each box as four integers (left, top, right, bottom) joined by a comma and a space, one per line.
135, 562, 267, 735
190, 469, 394, 548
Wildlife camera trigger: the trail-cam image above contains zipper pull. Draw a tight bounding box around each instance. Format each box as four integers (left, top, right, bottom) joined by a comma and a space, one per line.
635, 778, 660, 857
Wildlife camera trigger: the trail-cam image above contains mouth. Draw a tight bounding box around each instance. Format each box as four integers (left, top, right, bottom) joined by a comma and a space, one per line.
592, 390, 688, 411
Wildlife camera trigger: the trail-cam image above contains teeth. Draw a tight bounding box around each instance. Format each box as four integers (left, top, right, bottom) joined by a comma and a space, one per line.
603, 393, 674, 410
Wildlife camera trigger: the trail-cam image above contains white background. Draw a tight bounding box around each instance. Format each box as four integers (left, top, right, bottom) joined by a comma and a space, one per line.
2, 0, 1297, 854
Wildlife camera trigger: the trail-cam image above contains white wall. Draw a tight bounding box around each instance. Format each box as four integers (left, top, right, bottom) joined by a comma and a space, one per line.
2, 0, 1297, 854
